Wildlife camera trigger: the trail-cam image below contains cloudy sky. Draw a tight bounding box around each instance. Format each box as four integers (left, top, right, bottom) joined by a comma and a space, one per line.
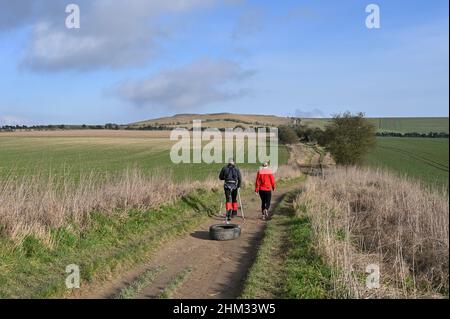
0, 0, 448, 125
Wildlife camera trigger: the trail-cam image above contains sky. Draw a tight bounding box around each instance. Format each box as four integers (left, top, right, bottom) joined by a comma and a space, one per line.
0, 0, 448, 125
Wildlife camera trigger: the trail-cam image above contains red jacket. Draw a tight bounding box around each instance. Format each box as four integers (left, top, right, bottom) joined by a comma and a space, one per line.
255, 168, 276, 192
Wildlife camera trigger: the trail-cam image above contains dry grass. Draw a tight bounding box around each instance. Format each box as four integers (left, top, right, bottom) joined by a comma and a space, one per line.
295, 167, 449, 298
287, 144, 334, 168
0, 168, 220, 246
0, 157, 301, 246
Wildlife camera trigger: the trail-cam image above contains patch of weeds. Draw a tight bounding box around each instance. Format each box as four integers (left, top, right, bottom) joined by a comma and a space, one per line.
115, 266, 167, 299
51, 227, 78, 249
157, 267, 193, 299
20, 235, 50, 260
335, 228, 346, 241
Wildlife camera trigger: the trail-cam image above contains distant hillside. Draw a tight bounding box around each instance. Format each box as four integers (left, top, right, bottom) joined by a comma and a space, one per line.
128, 113, 295, 129
129, 114, 448, 134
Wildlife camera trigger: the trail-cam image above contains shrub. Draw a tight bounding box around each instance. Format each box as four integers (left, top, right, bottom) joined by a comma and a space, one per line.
278, 126, 299, 144
324, 112, 376, 166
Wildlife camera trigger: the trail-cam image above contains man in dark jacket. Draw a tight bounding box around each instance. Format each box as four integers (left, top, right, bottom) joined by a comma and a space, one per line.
219, 158, 242, 223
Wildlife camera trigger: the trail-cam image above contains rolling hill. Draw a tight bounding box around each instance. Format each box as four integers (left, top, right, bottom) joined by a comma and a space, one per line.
128, 113, 296, 129
129, 113, 449, 134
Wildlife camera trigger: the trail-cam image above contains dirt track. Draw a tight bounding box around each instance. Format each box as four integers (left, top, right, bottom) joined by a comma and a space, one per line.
78, 185, 295, 299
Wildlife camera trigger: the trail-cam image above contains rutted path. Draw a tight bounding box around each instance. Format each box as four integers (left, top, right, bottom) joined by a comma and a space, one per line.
78, 183, 298, 299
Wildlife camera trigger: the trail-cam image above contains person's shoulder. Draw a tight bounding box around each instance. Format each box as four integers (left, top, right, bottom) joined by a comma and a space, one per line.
259, 168, 273, 174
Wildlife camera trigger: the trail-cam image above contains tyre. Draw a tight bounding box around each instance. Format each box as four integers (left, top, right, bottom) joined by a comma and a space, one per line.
209, 224, 241, 241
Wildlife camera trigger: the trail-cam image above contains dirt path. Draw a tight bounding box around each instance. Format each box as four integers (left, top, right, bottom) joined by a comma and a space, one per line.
79, 184, 296, 299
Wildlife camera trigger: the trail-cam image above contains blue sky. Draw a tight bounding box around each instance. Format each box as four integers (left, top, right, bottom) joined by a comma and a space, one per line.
0, 0, 448, 125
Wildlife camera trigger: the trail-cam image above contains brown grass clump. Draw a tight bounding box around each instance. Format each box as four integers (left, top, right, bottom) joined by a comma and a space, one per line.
0, 157, 302, 246
295, 167, 448, 298
0, 169, 220, 245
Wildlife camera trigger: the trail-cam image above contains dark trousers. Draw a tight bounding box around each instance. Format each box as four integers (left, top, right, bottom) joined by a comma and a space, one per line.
224, 184, 238, 218
225, 187, 238, 204
259, 190, 272, 212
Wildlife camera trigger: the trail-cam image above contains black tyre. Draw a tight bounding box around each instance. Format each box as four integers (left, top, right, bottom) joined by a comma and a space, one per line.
209, 224, 241, 241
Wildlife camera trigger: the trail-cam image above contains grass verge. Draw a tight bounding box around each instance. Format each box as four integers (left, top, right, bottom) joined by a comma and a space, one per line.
241, 189, 333, 299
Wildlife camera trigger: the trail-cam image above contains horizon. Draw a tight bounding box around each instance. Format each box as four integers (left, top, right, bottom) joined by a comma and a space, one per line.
1, 112, 449, 127
1, 0, 449, 126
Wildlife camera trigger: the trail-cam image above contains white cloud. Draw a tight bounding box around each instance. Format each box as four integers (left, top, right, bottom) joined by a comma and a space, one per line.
12, 0, 216, 71
112, 59, 255, 110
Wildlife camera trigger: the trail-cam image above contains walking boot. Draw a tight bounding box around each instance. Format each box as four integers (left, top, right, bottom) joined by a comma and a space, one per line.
226, 210, 232, 224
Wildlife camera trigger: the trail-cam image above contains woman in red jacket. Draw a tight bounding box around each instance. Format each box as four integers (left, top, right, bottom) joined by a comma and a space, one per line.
255, 162, 276, 220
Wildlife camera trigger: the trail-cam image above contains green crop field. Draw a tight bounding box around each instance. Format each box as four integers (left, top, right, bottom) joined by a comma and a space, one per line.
0, 131, 289, 181
367, 137, 449, 189
369, 117, 449, 134
302, 117, 449, 134
0, 130, 289, 298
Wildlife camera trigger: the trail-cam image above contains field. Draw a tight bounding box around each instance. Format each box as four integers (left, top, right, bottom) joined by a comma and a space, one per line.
0, 129, 292, 298
367, 137, 449, 189
0, 130, 289, 181
0, 126, 448, 299
303, 117, 449, 134
369, 117, 449, 134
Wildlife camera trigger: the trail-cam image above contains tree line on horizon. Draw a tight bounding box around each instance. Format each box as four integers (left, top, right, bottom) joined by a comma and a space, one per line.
1, 116, 448, 143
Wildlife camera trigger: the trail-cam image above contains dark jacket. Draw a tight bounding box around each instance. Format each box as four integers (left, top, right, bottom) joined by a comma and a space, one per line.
219, 164, 242, 188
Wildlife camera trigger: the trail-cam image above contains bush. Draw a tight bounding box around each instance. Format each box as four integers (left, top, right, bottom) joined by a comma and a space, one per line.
278, 126, 299, 144
324, 112, 376, 166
